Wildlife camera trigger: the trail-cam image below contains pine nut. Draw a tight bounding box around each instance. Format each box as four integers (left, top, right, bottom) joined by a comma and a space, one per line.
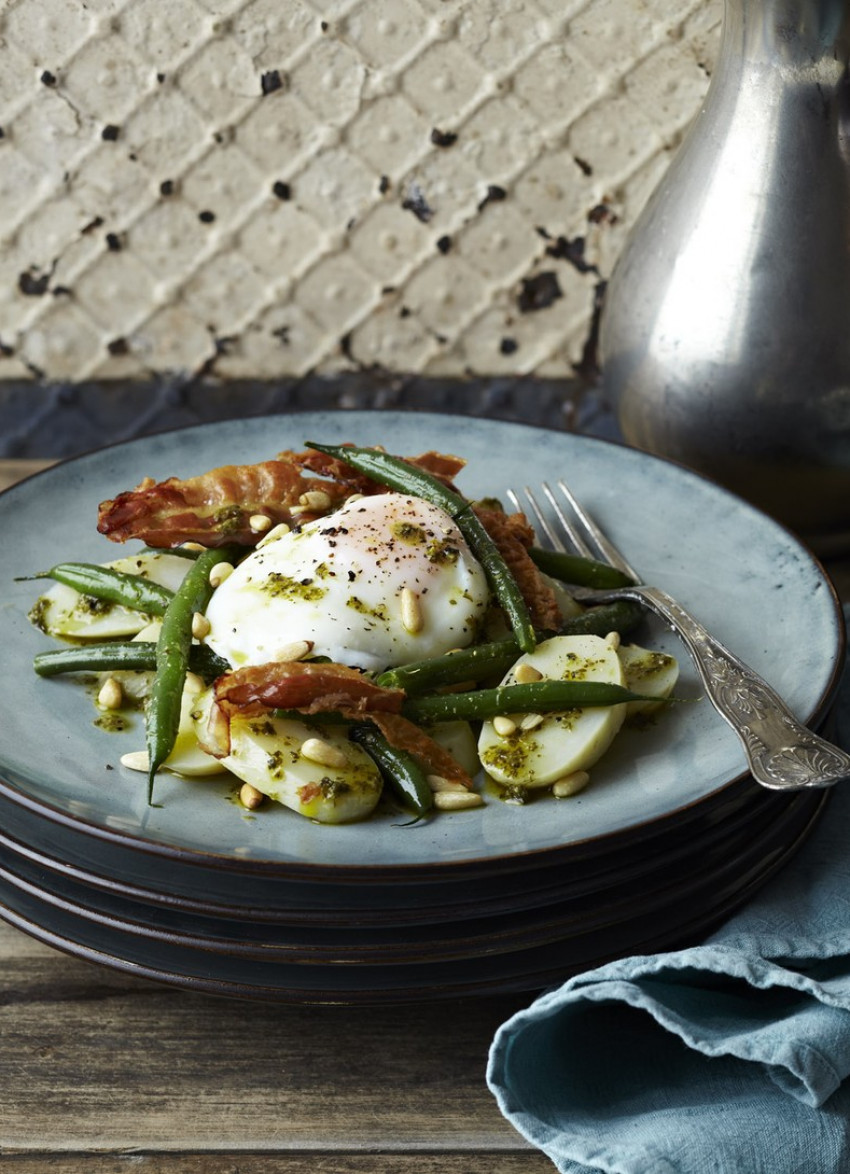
300, 737, 347, 769
240, 782, 265, 809
434, 791, 484, 811
552, 770, 591, 798
274, 640, 313, 663
120, 750, 150, 772
209, 561, 234, 588
180, 541, 206, 552
191, 612, 211, 639
257, 522, 291, 547
520, 712, 544, 731
427, 774, 468, 793
97, 677, 123, 710
400, 587, 423, 634
605, 630, 621, 650
514, 662, 543, 684
249, 514, 273, 532
298, 490, 333, 511
345, 493, 364, 505
493, 715, 516, 737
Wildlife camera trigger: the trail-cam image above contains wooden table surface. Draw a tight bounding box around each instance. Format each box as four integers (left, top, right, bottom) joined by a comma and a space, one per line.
0, 458, 556, 1172
3, 457, 848, 1173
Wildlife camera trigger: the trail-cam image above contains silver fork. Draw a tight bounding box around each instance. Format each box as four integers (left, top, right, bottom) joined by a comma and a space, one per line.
509, 480, 850, 793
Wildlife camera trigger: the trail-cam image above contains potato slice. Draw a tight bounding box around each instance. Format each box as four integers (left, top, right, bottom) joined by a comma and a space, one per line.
477, 634, 627, 789
32, 552, 190, 640
618, 644, 679, 716
162, 681, 227, 777
191, 693, 382, 823
423, 720, 479, 778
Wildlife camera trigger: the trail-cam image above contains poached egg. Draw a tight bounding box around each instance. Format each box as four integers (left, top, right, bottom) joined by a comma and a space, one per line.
204, 492, 490, 672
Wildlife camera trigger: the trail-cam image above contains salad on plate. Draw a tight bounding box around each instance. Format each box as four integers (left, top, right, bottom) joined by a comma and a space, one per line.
26, 442, 679, 825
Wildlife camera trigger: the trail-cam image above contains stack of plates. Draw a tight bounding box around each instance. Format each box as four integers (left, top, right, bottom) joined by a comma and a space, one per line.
0, 412, 843, 1004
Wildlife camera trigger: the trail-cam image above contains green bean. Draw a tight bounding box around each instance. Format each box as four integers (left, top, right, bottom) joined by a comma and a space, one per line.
33, 641, 230, 681
22, 562, 175, 615
350, 724, 433, 816
454, 503, 536, 653
305, 442, 536, 653
306, 441, 466, 514
377, 601, 646, 694
530, 547, 633, 589
558, 600, 645, 639
403, 679, 654, 724
146, 545, 238, 803
377, 637, 524, 694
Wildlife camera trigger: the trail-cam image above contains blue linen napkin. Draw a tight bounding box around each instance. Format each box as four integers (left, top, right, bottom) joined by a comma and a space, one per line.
488, 610, 850, 1174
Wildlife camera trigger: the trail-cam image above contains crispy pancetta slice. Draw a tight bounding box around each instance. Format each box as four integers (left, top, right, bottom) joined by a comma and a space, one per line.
367, 712, 473, 789
200, 660, 472, 788
97, 459, 349, 548
286, 447, 467, 496
474, 507, 562, 632
211, 660, 405, 719
97, 448, 468, 549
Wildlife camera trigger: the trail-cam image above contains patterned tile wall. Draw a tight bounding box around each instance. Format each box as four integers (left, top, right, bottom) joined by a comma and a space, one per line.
0, 0, 720, 454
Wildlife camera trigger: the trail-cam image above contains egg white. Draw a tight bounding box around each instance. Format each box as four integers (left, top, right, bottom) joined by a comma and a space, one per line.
204, 493, 490, 672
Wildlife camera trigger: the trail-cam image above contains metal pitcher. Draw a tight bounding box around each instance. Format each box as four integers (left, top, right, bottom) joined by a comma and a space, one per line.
599, 0, 850, 554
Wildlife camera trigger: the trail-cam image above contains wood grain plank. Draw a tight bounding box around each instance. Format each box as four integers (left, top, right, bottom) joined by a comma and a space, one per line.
0, 459, 54, 491
0, 923, 539, 1152
1, 1154, 557, 1172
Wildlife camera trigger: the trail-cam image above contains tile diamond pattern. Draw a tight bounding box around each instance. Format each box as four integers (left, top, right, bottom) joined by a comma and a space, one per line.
0, 0, 720, 388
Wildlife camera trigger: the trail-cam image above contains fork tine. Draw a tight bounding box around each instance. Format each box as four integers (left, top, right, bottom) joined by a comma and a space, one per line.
540, 483, 595, 559
554, 480, 640, 581
508, 486, 568, 553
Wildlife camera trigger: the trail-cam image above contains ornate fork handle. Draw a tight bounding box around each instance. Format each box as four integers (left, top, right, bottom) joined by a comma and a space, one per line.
587, 584, 850, 791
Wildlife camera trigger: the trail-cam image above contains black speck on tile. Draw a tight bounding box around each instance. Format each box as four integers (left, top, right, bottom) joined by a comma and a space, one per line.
401, 183, 433, 223
430, 128, 458, 148
379, 175, 391, 194
574, 156, 593, 176
478, 184, 507, 212
81, 216, 104, 235
261, 69, 283, 95
500, 337, 518, 355
0, 127, 5, 139
105, 232, 123, 251
545, 234, 597, 275
18, 270, 50, 296
321, 20, 329, 31
52, 285, 73, 297
588, 203, 618, 225
399, 306, 412, 319
157, 72, 166, 83
436, 235, 452, 254
101, 124, 120, 141
518, 271, 563, 313
40, 70, 57, 87
0, 338, 15, 357
160, 179, 174, 196
198, 210, 216, 223
272, 180, 291, 200
107, 337, 129, 356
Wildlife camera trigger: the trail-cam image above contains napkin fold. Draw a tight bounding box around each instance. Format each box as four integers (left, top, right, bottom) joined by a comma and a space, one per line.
488, 609, 850, 1174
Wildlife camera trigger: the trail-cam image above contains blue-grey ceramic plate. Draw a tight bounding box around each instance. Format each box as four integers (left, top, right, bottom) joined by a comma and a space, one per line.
0, 788, 825, 1001
0, 411, 843, 881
